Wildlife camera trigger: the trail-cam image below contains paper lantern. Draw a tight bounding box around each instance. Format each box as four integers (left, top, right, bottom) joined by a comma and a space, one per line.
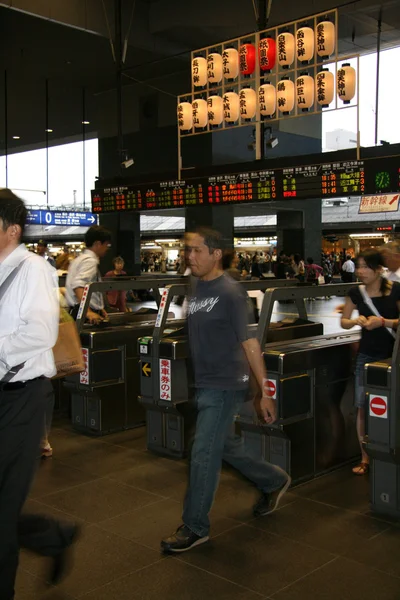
316, 69, 334, 107
192, 56, 207, 87
207, 53, 223, 83
239, 88, 257, 119
239, 42, 256, 75
337, 63, 356, 104
223, 92, 240, 123
277, 78, 295, 114
177, 102, 193, 130
296, 74, 314, 111
296, 26, 314, 63
259, 83, 276, 117
316, 21, 335, 58
259, 37, 276, 71
277, 32, 295, 68
222, 47, 239, 80
207, 95, 223, 125
192, 99, 208, 128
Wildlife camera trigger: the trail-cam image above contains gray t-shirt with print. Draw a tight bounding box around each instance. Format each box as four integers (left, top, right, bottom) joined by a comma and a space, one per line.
187, 274, 250, 390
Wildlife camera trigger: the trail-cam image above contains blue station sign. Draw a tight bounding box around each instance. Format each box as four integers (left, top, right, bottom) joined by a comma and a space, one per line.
26, 210, 98, 227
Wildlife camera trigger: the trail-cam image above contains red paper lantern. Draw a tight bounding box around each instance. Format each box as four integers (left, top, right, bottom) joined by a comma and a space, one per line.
259, 37, 276, 72
239, 43, 256, 76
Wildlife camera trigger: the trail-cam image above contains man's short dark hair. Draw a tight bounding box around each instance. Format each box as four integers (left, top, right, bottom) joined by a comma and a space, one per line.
195, 227, 225, 254
0, 188, 27, 237
84, 226, 112, 248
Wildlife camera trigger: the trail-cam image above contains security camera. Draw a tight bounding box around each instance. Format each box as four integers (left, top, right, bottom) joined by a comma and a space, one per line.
121, 158, 134, 168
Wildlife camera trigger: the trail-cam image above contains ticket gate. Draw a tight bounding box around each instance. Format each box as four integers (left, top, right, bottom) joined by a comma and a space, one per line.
64, 277, 186, 435
364, 331, 400, 518
138, 280, 323, 458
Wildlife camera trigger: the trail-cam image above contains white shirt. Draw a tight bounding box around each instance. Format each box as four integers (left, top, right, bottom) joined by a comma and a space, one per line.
65, 249, 104, 310
342, 259, 355, 273
0, 244, 59, 381
388, 268, 400, 283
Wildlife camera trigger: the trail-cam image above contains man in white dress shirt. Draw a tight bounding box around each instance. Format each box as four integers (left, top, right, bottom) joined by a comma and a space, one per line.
341, 254, 356, 283
381, 241, 400, 282
65, 225, 112, 324
0, 189, 78, 600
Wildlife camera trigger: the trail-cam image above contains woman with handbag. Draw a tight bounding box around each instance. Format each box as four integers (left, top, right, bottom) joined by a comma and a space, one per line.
341, 249, 400, 475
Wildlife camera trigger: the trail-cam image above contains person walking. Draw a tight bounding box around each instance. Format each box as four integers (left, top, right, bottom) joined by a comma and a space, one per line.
341, 249, 400, 475
341, 254, 356, 283
161, 228, 291, 554
105, 256, 129, 312
0, 189, 79, 599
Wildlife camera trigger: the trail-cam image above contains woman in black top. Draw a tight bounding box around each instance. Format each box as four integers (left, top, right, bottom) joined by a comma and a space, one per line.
341, 249, 400, 475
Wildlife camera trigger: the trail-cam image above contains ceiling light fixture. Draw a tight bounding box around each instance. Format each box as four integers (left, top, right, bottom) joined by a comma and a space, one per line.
45, 129, 53, 133
12, 136, 20, 140
82, 121, 90, 125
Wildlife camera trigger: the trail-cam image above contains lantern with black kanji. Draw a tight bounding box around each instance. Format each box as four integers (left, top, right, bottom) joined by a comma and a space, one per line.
296, 74, 314, 111
192, 56, 207, 87
337, 63, 356, 104
277, 32, 295, 68
207, 52, 223, 84
177, 102, 193, 130
316, 69, 334, 108
296, 26, 314, 63
259, 83, 276, 118
207, 95, 223, 126
239, 42, 256, 76
316, 20, 335, 58
259, 37, 276, 72
223, 91, 240, 123
192, 99, 208, 128
239, 87, 257, 120
222, 47, 239, 80
277, 78, 294, 115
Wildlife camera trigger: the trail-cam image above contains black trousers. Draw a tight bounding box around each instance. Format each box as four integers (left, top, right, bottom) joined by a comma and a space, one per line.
0, 378, 72, 600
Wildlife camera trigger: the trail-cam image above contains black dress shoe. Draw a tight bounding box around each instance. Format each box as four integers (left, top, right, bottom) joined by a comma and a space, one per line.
49, 524, 80, 586
161, 525, 209, 554
253, 475, 292, 517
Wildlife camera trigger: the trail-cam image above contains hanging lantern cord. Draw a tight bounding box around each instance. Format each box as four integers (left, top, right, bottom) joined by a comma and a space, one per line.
251, 0, 259, 22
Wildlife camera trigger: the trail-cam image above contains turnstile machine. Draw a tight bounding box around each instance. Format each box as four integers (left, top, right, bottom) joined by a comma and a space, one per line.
364, 330, 400, 518
138, 280, 324, 458
64, 277, 186, 435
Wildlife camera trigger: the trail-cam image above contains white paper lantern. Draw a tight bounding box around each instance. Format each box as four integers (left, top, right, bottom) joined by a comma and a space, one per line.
277, 78, 295, 114
222, 48, 239, 80
337, 63, 356, 104
192, 57, 207, 87
223, 91, 240, 122
259, 83, 276, 117
192, 99, 208, 128
296, 74, 314, 111
296, 26, 314, 62
239, 88, 257, 119
207, 53, 223, 83
316, 69, 334, 107
277, 32, 295, 67
316, 21, 335, 58
207, 95, 223, 125
177, 102, 193, 130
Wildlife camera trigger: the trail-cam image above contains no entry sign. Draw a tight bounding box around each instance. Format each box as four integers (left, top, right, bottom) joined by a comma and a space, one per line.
369, 395, 388, 419
264, 379, 277, 399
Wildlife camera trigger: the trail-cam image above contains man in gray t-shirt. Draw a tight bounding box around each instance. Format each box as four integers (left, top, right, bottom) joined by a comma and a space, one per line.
161, 228, 290, 554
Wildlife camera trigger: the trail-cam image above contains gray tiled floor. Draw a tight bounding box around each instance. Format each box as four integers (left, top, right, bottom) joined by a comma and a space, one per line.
17, 419, 400, 600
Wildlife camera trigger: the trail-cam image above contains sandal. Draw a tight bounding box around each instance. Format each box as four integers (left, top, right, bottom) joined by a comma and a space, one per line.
352, 462, 369, 476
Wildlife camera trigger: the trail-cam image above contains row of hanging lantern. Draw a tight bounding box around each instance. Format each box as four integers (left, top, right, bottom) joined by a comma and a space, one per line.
192, 20, 336, 87
179, 64, 355, 130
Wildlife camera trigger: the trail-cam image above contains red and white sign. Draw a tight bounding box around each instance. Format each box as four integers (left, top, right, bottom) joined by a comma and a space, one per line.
264, 378, 277, 400
155, 289, 169, 328
77, 284, 90, 320
359, 194, 399, 214
159, 358, 172, 401
369, 395, 388, 419
80, 348, 89, 385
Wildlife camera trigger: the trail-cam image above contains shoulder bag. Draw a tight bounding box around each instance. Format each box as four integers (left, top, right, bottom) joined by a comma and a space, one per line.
359, 285, 396, 339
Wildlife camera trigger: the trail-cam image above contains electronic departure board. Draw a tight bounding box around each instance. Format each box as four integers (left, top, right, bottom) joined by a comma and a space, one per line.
91, 156, 400, 213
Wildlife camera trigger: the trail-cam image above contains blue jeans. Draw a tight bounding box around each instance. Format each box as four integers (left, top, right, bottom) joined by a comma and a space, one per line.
182, 388, 288, 537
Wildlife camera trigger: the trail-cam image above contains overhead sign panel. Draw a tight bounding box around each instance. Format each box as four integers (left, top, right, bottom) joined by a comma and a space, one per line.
26, 210, 98, 227
359, 194, 399, 214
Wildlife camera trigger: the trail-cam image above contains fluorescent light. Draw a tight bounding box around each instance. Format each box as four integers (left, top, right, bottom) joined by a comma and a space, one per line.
154, 239, 178, 243
349, 233, 385, 239
45, 129, 53, 133
82, 121, 90, 125
12, 135, 20, 140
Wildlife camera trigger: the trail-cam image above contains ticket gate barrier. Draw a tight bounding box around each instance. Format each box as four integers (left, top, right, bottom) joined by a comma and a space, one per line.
364, 330, 400, 518
236, 283, 361, 484
64, 277, 186, 435
138, 279, 323, 458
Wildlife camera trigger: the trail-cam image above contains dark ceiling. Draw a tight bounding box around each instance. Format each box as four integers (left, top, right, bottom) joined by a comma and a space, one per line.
0, 0, 400, 153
